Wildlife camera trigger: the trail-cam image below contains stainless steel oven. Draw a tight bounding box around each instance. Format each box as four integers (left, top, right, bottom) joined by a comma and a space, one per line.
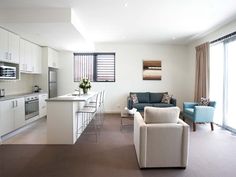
25, 95, 39, 120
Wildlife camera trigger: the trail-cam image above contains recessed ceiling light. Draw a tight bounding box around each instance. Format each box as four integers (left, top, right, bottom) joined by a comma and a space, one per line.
124, 2, 128, 7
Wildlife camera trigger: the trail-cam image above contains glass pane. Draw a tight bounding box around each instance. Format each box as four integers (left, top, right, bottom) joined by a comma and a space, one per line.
225, 40, 236, 129
209, 43, 224, 125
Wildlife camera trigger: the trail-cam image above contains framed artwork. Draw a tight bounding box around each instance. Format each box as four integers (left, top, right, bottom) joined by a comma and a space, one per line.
143, 60, 162, 80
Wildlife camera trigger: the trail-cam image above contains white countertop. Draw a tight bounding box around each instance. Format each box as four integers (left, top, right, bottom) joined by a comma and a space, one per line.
0, 91, 48, 102
46, 91, 97, 102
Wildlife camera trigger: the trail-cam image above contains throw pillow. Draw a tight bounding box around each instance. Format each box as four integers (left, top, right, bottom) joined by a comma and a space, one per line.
130, 94, 139, 104
161, 94, 172, 104
199, 97, 210, 106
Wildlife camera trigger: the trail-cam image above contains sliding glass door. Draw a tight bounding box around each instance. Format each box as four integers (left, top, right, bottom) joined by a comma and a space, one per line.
209, 43, 224, 125
210, 37, 236, 131
225, 39, 236, 130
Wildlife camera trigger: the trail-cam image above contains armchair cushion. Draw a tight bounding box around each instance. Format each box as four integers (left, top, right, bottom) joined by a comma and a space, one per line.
133, 103, 153, 111
144, 106, 180, 124
152, 103, 174, 107
184, 108, 194, 116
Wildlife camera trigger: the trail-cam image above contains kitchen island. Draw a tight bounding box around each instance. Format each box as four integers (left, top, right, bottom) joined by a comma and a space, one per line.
46, 92, 97, 144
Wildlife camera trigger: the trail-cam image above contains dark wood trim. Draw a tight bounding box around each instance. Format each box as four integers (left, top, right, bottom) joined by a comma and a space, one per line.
193, 122, 196, 132
210, 122, 214, 131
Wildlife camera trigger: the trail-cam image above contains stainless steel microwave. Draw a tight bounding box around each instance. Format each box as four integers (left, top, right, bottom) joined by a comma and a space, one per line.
0, 65, 17, 79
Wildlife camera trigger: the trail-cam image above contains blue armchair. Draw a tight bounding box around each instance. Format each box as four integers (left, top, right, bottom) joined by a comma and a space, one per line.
183, 101, 216, 131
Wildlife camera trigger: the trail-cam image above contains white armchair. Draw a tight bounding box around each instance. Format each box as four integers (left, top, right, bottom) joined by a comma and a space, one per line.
133, 107, 189, 168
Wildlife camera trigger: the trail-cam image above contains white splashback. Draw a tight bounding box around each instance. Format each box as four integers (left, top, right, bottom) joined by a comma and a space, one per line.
0, 74, 35, 95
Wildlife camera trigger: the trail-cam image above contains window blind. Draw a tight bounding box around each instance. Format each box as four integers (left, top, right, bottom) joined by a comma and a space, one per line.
74, 53, 115, 82
96, 54, 115, 82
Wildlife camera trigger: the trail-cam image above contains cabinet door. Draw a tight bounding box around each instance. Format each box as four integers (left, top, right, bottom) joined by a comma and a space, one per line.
8, 32, 20, 64
0, 100, 15, 136
48, 48, 58, 68
20, 39, 26, 71
39, 94, 48, 118
35, 45, 42, 73
0, 28, 9, 62
25, 40, 33, 72
14, 98, 25, 129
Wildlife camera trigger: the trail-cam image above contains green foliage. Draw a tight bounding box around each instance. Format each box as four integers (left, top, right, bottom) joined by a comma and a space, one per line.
79, 78, 91, 89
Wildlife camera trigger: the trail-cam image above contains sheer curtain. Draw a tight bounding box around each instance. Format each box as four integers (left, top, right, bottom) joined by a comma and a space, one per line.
210, 37, 236, 131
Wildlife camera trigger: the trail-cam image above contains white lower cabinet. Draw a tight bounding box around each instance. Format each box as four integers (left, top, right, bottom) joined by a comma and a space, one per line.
39, 93, 48, 118
0, 98, 25, 136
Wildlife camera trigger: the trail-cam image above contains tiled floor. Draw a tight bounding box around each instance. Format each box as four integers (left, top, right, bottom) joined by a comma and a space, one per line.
2, 117, 47, 144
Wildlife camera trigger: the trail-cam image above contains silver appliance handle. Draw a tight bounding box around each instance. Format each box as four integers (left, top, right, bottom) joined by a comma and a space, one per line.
26, 100, 39, 104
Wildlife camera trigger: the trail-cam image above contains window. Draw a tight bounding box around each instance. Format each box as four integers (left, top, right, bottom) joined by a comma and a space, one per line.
74, 53, 115, 82
210, 33, 236, 132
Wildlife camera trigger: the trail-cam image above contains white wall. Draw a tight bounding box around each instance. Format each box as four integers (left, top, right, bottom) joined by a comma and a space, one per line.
58, 43, 193, 112
0, 74, 35, 95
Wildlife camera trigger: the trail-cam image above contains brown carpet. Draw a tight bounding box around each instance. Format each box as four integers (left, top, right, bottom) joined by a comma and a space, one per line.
1, 114, 236, 177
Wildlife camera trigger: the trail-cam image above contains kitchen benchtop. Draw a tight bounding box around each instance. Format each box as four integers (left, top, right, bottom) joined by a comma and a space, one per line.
0, 92, 48, 102
46, 91, 97, 102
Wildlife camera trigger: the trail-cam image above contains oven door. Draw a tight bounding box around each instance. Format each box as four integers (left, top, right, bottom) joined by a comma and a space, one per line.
25, 99, 39, 120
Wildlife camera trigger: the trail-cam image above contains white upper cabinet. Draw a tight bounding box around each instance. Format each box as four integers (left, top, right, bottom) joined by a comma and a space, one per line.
0, 28, 8, 62
20, 39, 42, 74
48, 48, 59, 68
0, 28, 20, 64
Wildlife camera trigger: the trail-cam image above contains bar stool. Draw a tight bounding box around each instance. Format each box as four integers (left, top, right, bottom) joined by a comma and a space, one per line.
85, 90, 105, 128
76, 93, 100, 141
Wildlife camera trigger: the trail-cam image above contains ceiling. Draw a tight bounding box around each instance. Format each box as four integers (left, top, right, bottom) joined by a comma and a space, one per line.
1, 0, 236, 51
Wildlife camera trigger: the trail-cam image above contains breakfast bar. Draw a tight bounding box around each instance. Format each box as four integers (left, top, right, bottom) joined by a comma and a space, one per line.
46, 92, 97, 144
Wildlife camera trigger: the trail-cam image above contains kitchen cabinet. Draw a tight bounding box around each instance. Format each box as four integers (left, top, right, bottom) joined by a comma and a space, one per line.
39, 93, 48, 118
0, 28, 20, 64
0, 98, 25, 136
48, 48, 59, 68
20, 39, 42, 74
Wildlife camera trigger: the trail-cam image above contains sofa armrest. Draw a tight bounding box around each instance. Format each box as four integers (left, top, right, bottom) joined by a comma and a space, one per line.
134, 112, 147, 168
170, 98, 177, 106
177, 119, 189, 167
127, 96, 133, 109
194, 106, 215, 122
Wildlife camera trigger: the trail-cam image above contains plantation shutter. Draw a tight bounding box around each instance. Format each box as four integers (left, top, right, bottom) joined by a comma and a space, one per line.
74, 54, 94, 82
96, 54, 115, 82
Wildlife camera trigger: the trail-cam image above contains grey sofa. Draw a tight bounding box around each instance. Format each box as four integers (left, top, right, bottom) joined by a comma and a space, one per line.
127, 92, 176, 111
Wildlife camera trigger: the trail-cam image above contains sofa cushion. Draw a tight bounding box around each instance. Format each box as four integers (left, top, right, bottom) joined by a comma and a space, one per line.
130, 92, 150, 103
152, 103, 175, 107
133, 103, 153, 111
144, 106, 180, 124
185, 108, 194, 116
149, 92, 167, 103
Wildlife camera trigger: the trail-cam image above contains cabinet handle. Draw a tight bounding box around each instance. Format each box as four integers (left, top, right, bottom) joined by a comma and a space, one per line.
15, 100, 18, 107
12, 101, 15, 108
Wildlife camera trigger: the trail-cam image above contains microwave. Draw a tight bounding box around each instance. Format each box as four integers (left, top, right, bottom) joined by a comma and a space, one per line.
0, 65, 17, 79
